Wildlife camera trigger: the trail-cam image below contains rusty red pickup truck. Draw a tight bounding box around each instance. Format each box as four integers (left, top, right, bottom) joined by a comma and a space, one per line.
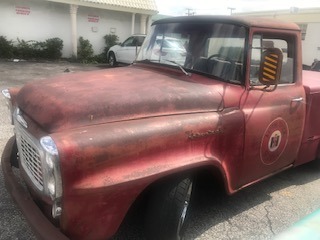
2, 15, 320, 240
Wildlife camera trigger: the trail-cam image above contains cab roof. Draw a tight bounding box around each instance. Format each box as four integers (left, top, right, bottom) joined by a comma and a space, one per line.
153, 15, 300, 31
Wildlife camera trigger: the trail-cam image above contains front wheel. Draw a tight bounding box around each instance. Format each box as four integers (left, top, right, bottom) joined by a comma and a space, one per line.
10, 138, 19, 168
108, 52, 117, 67
145, 176, 193, 240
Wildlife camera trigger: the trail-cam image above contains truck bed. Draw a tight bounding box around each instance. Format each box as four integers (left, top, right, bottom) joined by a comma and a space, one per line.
303, 70, 320, 93
297, 70, 320, 165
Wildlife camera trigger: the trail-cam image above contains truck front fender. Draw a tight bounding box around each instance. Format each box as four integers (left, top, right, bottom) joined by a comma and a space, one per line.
52, 110, 244, 239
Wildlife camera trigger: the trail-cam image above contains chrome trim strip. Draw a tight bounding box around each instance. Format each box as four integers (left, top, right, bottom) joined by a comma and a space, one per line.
16, 108, 28, 128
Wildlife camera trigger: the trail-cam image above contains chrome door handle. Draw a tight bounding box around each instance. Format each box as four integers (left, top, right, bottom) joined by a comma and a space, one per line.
291, 97, 303, 102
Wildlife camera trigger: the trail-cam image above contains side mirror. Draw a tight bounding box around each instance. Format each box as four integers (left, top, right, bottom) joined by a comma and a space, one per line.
259, 48, 283, 86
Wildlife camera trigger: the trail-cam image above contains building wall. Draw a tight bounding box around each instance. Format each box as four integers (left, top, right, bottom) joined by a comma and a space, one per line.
0, 0, 142, 57
0, 0, 70, 55
77, 7, 143, 55
265, 11, 320, 66
235, 9, 320, 66
302, 23, 320, 65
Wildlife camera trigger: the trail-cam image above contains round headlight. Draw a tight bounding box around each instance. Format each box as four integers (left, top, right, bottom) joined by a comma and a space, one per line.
40, 136, 62, 201
40, 136, 59, 156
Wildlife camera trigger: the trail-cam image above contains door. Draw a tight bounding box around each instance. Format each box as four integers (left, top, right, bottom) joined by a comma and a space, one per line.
238, 32, 305, 187
117, 36, 144, 64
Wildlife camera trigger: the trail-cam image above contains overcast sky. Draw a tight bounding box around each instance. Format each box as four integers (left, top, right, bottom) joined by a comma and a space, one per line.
154, 0, 320, 16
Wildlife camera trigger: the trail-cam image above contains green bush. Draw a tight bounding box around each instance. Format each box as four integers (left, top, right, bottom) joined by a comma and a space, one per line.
92, 53, 108, 63
13, 38, 35, 59
103, 34, 119, 56
0, 36, 14, 58
78, 36, 94, 62
32, 40, 46, 58
2, 37, 64, 60
44, 38, 63, 59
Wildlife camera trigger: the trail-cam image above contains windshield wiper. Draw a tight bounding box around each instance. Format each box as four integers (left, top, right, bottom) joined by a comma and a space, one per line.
136, 59, 160, 63
137, 59, 191, 77
163, 60, 191, 76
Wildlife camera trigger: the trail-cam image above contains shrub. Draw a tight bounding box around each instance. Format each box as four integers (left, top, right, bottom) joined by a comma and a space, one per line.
103, 34, 120, 56
0, 36, 63, 60
78, 36, 94, 62
12, 37, 63, 60
13, 38, 34, 59
0, 36, 14, 58
92, 53, 107, 63
32, 40, 46, 58
44, 38, 63, 59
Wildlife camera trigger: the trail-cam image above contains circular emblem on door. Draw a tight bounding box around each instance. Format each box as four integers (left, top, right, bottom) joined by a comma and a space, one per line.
260, 118, 289, 165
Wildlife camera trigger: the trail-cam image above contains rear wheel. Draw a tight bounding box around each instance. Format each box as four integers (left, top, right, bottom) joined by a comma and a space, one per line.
145, 176, 193, 240
108, 52, 117, 67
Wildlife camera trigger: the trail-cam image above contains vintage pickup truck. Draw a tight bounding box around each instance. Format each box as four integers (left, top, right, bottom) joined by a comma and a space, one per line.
2, 15, 320, 240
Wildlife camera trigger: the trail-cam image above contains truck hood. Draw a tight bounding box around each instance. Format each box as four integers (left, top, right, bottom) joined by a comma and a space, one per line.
16, 66, 223, 132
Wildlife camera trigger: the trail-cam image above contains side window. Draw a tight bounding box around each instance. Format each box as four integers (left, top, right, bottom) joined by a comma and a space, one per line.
122, 37, 134, 47
135, 36, 145, 47
250, 34, 294, 85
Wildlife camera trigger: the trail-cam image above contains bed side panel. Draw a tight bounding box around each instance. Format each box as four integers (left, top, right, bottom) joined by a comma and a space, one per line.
296, 71, 320, 165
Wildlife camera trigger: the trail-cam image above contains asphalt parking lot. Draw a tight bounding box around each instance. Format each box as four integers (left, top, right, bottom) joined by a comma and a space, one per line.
1, 61, 320, 240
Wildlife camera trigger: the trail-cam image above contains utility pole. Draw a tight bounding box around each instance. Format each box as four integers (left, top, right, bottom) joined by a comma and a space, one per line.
186, 8, 195, 16
228, 7, 236, 15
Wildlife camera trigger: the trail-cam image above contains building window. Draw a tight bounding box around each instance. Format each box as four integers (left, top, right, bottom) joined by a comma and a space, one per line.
296, 23, 308, 40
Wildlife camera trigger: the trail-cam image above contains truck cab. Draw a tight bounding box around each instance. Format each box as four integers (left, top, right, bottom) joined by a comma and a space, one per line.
2, 15, 320, 240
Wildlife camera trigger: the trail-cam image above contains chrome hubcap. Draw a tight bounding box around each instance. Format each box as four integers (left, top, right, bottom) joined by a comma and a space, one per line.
176, 181, 193, 240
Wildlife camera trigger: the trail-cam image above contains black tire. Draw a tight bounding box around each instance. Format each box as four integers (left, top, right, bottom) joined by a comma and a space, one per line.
108, 52, 117, 67
145, 176, 193, 240
10, 139, 19, 168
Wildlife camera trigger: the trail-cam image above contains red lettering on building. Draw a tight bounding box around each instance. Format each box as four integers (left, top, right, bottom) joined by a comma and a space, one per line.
88, 15, 99, 23
16, 6, 31, 15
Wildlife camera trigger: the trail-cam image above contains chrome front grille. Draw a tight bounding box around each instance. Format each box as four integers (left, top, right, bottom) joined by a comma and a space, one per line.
19, 134, 44, 188
15, 122, 44, 192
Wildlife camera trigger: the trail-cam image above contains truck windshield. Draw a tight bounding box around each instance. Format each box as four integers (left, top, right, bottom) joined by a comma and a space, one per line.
136, 22, 247, 83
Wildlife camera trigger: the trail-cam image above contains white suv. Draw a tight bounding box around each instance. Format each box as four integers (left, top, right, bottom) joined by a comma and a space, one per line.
107, 34, 146, 66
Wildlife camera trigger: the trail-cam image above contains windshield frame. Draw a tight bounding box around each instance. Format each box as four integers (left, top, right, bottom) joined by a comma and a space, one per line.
136, 21, 249, 85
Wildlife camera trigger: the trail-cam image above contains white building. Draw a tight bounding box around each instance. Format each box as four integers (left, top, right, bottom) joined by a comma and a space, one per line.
235, 8, 320, 66
0, 0, 158, 57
